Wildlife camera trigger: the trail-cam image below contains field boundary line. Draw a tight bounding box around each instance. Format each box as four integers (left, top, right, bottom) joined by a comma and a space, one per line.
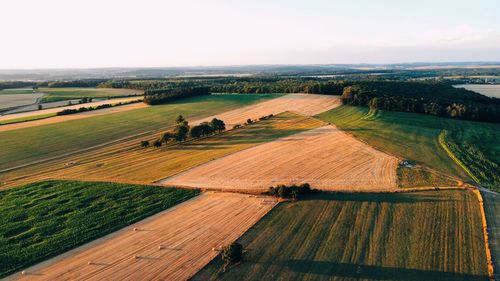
473, 189, 495, 281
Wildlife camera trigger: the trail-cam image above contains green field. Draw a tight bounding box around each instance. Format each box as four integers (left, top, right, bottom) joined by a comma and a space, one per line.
0, 94, 278, 170
37, 87, 143, 103
0, 88, 34, 95
194, 190, 488, 281
316, 106, 500, 188
0, 180, 199, 278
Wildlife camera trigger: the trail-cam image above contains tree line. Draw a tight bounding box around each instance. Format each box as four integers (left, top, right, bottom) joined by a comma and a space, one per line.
143, 86, 210, 105
340, 81, 500, 123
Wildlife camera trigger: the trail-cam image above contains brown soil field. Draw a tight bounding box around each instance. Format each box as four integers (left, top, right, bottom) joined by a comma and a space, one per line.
196, 93, 340, 128
0, 97, 146, 132
0, 93, 44, 110
7, 192, 277, 281
0, 113, 323, 189
160, 125, 399, 192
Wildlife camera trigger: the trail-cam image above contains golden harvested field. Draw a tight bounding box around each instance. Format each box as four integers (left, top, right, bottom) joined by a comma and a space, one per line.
196, 93, 341, 128
0, 112, 324, 189
194, 190, 488, 281
160, 125, 399, 191
9, 192, 276, 281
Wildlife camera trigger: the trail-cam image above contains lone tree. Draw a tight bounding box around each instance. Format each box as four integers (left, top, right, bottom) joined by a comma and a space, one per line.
209, 118, 226, 133
221, 242, 243, 272
140, 140, 150, 148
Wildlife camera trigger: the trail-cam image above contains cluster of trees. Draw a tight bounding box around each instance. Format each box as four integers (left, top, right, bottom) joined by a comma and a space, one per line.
143, 86, 210, 105
142, 115, 226, 148
190, 118, 225, 138
341, 81, 500, 123
266, 183, 317, 200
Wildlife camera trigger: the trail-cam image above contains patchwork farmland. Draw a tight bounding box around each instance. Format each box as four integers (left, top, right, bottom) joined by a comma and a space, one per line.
160, 125, 398, 192
8, 192, 276, 281
194, 190, 488, 281
0, 112, 324, 189
0, 89, 495, 281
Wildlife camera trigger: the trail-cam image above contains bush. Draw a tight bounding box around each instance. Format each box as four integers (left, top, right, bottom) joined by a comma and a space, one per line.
221, 242, 243, 272
140, 140, 150, 148
153, 139, 162, 148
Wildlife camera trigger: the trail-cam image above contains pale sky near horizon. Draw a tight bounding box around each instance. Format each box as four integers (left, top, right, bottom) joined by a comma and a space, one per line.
1, 0, 500, 69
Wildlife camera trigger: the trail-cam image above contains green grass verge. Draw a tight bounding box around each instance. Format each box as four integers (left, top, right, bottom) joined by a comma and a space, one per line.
194, 190, 488, 281
0, 89, 34, 95
37, 88, 142, 103
0, 94, 278, 170
0, 180, 199, 278
0, 113, 57, 126
316, 106, 500, 188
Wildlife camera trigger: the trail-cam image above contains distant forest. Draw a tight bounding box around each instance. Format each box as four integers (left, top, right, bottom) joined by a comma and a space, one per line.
1, 77, 499, 122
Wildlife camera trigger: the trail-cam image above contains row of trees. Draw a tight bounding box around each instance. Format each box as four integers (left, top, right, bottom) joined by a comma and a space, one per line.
141, 115, 226, 148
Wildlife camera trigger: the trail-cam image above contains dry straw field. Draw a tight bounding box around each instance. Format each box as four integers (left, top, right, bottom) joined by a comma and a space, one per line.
9, 192, 276, 281
0, 112, 324, 189
197, 93, 341, 128
161, 125, 399, 192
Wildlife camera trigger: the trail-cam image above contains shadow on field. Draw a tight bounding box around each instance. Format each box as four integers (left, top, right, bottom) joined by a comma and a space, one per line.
300, 192, 457, 204
285, 260, 487, 281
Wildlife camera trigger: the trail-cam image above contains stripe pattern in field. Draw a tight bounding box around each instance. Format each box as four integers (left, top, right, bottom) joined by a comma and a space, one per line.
160, 125, 398, 191
195, 93, 341, 128
9, 192, 276, 281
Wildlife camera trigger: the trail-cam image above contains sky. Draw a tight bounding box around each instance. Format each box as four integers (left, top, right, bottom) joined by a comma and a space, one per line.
1, 0, 500, 69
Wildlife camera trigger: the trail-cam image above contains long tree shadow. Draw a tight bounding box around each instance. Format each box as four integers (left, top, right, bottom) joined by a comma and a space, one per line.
285, 260, 487, 281
299, 191, 458, 204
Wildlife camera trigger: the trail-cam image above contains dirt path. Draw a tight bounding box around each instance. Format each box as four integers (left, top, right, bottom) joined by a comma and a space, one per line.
6, 192, 276, 281
160, 125, 399, 191
480, 188, 500, 281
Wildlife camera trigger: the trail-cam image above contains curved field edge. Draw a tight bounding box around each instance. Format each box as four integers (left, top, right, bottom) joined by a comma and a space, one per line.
316, 105, 500, 188
0, 180, 199, 278
193, 190, 489, 281
0, 94, 278, 171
